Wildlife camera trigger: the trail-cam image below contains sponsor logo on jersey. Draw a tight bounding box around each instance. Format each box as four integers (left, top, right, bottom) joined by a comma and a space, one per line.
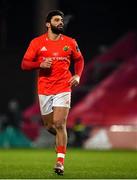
47, 56, 69, 62
52, 57, 68, 61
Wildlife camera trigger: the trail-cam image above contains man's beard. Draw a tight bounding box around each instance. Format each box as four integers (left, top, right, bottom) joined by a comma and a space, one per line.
50, 24, 64, 34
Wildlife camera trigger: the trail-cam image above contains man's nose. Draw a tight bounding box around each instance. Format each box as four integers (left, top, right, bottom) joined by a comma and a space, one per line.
59, 21, 64, 25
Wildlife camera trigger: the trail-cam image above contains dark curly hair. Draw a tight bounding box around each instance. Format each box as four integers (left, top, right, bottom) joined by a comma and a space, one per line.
46, 10, 64, 22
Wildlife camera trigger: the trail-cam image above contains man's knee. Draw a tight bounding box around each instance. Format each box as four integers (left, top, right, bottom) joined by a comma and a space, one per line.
54, 119, 66, 130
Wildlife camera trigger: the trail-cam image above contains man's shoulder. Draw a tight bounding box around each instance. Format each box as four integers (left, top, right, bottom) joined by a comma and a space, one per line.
62, 34, 75, 43
31, 34, 45, 43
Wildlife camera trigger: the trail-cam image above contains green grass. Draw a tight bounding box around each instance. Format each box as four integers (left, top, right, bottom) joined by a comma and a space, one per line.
0, 148, 137, 179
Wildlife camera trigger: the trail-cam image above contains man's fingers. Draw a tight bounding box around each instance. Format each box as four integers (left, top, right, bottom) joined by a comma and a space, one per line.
69, 75, 80, 86
45, 58, 52, 63
69, 78, 78, 86
40, 60, 52, 68
44, 60, 52, 65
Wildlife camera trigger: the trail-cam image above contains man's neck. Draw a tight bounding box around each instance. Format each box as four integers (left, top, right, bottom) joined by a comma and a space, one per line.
47, 30, 61, 41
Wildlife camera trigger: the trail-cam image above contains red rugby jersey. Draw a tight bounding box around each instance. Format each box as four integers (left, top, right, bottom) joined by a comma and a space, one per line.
21, 33, 84, 95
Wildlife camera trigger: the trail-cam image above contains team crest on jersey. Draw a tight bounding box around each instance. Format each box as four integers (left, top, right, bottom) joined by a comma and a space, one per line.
63, 46, 69, 51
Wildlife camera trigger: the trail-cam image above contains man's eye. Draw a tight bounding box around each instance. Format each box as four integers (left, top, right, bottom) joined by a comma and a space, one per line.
55, 19, 59, 21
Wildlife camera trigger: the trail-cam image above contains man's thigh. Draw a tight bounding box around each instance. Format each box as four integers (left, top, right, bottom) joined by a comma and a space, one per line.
53, 107, 69, 125
42, 112, 53, 127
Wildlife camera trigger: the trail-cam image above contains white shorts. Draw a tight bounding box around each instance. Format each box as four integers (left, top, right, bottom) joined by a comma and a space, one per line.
38, 92, 71, 115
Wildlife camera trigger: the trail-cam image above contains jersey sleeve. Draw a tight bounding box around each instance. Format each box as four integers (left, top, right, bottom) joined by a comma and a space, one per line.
23, 39, 37, 60
21, 39, 42, 70
71, 39, 84, 77
71, 39, 82, 59
74, 55, 84, 77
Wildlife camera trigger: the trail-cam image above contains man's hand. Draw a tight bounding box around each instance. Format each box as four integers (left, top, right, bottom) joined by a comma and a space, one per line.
69, 74, 80, 87
40, 58, 52, 69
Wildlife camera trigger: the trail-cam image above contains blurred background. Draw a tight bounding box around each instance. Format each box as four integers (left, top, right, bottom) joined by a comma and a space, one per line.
0, 0, 137, 149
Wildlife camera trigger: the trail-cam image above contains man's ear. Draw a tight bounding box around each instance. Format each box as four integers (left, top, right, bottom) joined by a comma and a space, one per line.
46, 22, 50, 28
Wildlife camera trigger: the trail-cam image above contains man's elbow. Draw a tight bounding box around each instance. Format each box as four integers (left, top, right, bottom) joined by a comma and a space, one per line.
21, 60, 30, 70
21, 61, 26, 70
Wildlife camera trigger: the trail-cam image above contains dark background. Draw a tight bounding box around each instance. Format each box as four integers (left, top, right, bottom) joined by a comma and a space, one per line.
0, 0, 137, 112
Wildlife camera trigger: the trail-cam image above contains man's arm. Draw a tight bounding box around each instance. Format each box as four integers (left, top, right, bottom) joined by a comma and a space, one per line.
74, 55, 84, 77
69, 55, 84, 86
21, 57, 52, 70
21, 58, 41, 70
21, 39, 42, 71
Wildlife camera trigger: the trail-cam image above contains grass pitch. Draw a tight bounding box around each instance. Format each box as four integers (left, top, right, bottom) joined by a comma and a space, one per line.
0, 148, 137, 179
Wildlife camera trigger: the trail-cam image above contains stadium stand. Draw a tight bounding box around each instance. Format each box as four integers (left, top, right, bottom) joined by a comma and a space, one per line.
68, 31, 137, 128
